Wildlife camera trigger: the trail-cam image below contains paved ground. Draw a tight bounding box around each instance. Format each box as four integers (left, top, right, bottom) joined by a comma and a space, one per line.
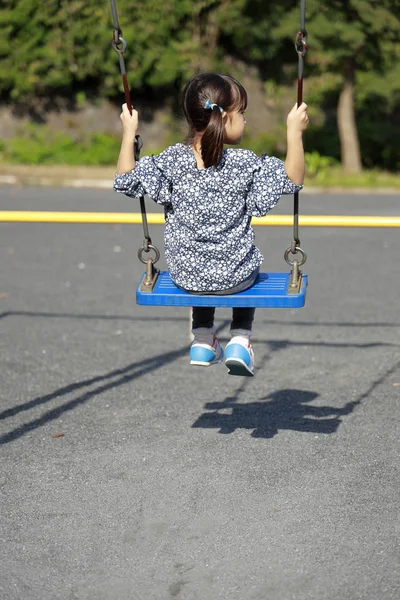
1, 186, 399, 600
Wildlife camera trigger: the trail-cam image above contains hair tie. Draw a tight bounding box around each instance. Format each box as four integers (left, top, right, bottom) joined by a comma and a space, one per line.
204, 99, 223, 113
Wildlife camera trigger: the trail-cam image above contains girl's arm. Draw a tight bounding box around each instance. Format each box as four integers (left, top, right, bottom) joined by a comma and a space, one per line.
116, 104, 139, 174
116, 133, 136, 174
284, 103, 309, 185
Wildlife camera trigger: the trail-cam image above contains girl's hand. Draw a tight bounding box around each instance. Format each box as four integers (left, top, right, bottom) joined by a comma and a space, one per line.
286, 102, 309, 135
120, 103, 139, 137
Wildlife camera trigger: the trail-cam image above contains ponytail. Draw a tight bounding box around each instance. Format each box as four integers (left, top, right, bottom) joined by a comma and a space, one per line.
182, 73, 247, 169
201, 106, 225, 168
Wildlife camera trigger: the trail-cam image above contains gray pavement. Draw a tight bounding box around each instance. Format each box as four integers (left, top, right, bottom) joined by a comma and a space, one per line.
0, 186, 399, 600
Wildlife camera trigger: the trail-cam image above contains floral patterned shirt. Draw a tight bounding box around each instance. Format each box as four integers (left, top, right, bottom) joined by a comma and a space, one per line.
113, 143, 302, 292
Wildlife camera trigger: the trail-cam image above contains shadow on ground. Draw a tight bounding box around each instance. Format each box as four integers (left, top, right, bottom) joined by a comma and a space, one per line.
192, 388, 358, 438
1, 303, 399, 445
193, 359, 400, 438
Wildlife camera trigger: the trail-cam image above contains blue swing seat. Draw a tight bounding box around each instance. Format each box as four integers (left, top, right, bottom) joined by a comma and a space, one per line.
136, 271, 308, 308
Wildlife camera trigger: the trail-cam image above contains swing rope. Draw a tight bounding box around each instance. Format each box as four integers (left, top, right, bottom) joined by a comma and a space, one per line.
110, 0, 132, 115
109, 0, 160, 286
285, 0, 308, 283
109, 0, 308, 291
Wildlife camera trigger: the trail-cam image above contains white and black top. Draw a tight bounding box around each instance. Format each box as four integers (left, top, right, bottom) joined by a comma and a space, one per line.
114, 143, 302, 292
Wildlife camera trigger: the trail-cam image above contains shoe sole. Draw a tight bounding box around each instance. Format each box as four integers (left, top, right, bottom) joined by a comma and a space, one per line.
225, 357, 254, 377
190, 360, 216, 367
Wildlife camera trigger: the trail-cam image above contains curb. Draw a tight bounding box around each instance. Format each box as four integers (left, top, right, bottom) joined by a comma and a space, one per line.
0, 174, 399, 195
0, 175, 113, 189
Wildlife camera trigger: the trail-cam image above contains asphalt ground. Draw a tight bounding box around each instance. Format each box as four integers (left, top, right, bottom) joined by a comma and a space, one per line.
0, 186, 399, 600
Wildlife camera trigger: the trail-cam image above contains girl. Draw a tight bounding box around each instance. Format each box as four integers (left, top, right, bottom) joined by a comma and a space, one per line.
114, 73, 309, 376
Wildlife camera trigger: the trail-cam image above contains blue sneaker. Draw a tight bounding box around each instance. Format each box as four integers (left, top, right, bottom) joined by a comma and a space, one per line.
190, 328, 223, 367
224, 336, 255, 376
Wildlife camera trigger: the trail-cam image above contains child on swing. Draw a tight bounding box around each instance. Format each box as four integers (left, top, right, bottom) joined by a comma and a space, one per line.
114, 72, 308, 376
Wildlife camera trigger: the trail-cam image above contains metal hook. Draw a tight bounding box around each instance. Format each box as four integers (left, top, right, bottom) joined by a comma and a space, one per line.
284, 246, 307, 267
295, 30, 308, 57
111, 34, 127, 55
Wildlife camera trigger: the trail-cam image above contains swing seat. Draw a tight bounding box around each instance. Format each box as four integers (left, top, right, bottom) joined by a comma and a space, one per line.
136, 271, 307, 308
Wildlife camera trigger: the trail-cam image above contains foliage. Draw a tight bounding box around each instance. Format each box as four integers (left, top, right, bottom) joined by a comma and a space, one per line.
0, 0, 111, 100
304, 166, 400, 189
268, 0, 400, 170
0, 0, 399, 170
0, 0, 248, 101
305, 151, 338, 179
271, 0, 400, 80
0, 123, 121, 165
241, 132, 281, 158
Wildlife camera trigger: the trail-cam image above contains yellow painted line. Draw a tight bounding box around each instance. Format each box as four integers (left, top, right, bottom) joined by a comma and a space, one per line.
254, 215, 400, 227
0, 211, 400, 227
0, 211, 149, 224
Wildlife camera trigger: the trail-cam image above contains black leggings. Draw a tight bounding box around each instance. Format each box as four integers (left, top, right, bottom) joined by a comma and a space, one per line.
192, 306, 255, 331
190, 268, 258, 331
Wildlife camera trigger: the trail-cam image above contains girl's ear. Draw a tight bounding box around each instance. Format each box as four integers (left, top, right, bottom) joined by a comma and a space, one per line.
221, 111, 228, 122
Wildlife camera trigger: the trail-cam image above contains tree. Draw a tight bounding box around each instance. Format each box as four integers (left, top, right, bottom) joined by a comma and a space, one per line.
1, 0, 399, 170
0, 0, 246, 103
271, 0, 400, 172
0, 0, 112, 104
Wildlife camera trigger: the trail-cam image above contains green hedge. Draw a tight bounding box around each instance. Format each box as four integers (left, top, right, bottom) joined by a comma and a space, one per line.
0, 124, 121, 165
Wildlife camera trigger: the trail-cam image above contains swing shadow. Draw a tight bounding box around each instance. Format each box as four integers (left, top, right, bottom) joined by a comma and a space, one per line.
192, 389, 359, 438
2, 326, 398, 444
192, 358, 400, 439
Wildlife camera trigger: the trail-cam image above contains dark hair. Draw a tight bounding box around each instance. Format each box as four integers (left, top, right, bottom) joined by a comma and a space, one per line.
182, 73, 247, 168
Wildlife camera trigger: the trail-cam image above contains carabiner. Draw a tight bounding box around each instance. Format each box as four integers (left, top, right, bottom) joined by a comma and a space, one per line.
295, 30, 308, 57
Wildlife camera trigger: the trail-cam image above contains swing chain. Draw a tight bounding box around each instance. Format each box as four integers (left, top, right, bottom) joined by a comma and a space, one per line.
110, 0, 128, 60
285, 0, 308, 294
139, 195, 159, 262
110, 0, 161, 292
